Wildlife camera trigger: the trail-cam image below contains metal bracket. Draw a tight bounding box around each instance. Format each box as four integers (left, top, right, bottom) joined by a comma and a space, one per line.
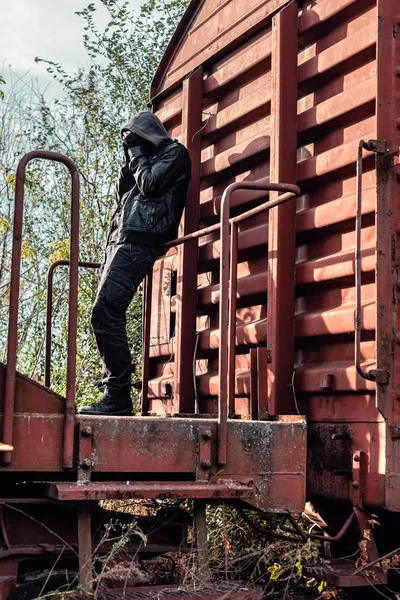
78, 424, 93, 484
196, 427, 212, 481
364, 138, 400, 171
363, 139, 391, 154
364, 368, 389, 384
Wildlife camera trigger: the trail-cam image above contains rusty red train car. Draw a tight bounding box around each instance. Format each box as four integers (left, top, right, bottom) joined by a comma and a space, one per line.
0, 0, 399, 597
146, 0, 400, 583
148, 0, 400, 513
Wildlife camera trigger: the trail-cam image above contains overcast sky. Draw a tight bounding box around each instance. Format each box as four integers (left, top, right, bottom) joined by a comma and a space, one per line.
0, 0, 143, 94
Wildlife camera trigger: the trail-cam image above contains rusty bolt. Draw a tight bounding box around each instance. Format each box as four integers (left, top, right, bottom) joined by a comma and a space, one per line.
79, 458, 92, 469
81, 426, 92, 437
201, 460, 211, 469
353, 454, 360, 463
369, 141, 377, 150
202, 430, 212, 440
352, 480, 359, 488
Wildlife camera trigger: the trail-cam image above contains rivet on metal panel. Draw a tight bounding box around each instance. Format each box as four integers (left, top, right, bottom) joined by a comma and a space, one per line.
352, 451, 366, 510
78, 423, 93, 483
197, 428, 212, 481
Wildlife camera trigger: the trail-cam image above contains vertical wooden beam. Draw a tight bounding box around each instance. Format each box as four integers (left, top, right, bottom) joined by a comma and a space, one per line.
267, 2, 298, 415
174, 67, 203, 413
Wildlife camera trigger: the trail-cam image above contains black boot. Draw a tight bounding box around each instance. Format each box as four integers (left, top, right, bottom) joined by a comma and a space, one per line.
77, 393, 132, 416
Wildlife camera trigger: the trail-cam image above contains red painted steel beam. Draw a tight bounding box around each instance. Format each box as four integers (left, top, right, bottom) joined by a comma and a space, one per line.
375, 0, 398, 421
173, 66, 203, 413
267, 2, 298, 416
46, 481, 255, 501
3, 151, 80, 468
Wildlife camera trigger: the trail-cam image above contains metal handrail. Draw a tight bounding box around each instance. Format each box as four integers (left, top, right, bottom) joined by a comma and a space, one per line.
218, 181, 300, 464
3, 151, 80, 468
141, 181, 300, 465
45, 260, 101, 388
355, 140, 389, 385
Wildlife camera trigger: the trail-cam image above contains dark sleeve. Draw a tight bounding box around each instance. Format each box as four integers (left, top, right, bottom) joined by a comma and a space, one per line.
115, 163, 135, 202
127, 144, 188, 199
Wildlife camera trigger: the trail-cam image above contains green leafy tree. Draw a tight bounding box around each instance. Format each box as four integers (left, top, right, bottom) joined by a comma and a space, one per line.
0, 0, 188, 403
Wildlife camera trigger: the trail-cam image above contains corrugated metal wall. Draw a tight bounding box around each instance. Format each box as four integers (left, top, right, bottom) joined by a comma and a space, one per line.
145, 0, 400, 507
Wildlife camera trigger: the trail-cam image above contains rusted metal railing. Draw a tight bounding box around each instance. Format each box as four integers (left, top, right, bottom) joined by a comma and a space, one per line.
142, 181, 300, 465
218, 182, 300, 464
45, 260, 100, 388
4, 151, 80, 468
355, 140, 389, 385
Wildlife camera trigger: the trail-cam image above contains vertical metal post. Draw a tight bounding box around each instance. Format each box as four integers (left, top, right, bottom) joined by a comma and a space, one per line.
45, 260, 100, 390
194, 500, 210, 583
77, 505, 93, 591
173, 67, 203, 413
227, 223, 238, 416
267, 2, 298, 415
257, 347, 269, 420
218, 187, 231, 465
375, 0, 396, 419
64, 165, 80, 469
45, 263, 57, 389
141, 272, 153, 415
250, 348, 258, 420
3, 151, 80, 467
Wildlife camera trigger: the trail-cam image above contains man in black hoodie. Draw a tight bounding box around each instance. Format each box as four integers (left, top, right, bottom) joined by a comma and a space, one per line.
78, 112, 191, 415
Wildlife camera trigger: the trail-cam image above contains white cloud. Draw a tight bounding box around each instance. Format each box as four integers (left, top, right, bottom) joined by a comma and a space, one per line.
0, 0, 143, 94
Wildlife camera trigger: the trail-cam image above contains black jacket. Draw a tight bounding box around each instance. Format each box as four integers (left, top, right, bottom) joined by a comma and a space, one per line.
107, 112, 191, 249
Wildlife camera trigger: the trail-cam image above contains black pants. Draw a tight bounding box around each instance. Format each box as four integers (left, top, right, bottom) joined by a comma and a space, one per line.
91, 243, 159, 398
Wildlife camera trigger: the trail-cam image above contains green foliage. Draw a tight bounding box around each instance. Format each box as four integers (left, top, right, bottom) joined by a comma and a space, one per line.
0, 0, 188, 402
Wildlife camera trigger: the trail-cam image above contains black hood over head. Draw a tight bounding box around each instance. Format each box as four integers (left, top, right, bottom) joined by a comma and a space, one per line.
121, 111, 172, 149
